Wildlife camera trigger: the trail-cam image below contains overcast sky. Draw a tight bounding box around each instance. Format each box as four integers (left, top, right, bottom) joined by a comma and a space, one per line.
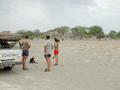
0, 0, 120, 33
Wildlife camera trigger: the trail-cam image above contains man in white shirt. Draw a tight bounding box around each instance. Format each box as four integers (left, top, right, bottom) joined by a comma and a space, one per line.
44, 35, 53, 72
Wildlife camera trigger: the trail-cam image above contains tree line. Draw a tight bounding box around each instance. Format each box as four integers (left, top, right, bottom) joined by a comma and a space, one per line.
15, 25, 120, 40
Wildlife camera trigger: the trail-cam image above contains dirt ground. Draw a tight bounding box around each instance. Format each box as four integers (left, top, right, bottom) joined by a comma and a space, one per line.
0, 39, 120, 90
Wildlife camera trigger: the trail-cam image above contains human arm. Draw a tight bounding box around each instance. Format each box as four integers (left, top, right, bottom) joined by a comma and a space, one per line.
44, 41, 47, 54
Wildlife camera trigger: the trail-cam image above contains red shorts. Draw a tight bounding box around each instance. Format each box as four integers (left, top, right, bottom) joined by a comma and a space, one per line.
54, 50, 59, 55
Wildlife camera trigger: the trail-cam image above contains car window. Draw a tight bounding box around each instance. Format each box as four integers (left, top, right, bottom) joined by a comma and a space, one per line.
0, 40, 20, 49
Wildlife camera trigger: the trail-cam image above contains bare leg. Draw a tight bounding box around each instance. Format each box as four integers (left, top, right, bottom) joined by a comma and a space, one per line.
47, 57, 51, 71
22, 56, 28, 70
55, 55, 58, 65
45, 57, 51, 72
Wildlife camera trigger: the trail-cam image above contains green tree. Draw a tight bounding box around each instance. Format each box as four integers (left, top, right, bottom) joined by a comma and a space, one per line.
89, 25, 104, 39
108, 30, 117, 39
116, 31, 120, 39
96, 32, 105, 40
89, 25, 104, 36
71, 26, 90, 38
16, 30, 35, 39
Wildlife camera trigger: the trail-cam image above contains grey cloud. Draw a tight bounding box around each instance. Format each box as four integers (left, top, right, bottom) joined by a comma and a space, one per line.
0, 0, 120, 33
61, 0, 96, 6
42, 0, 96, 6
39, 0, 96, 27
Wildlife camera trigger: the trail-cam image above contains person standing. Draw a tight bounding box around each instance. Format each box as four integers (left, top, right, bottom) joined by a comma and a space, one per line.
54, 38, 60, 65
21, 36, 31, 70
44, 35, 53, 72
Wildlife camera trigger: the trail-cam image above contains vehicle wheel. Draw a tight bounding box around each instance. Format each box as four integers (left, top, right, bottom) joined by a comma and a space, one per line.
4, 66, 13, 70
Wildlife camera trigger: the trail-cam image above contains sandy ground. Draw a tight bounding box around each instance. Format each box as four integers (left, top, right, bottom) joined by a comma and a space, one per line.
0, 39, 120, 90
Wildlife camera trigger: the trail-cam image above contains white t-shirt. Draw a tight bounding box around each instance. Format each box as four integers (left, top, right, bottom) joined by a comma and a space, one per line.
44, 40, 53, 55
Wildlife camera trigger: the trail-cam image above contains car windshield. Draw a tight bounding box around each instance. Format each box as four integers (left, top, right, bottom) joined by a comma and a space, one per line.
0, 40, 20, 49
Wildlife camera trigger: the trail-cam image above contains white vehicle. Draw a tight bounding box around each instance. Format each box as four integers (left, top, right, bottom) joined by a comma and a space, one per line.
0, 33, 22, 70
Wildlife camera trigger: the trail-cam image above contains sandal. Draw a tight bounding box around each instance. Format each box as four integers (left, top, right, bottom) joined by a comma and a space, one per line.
54, 63, 58, 66
23, 68, 29, 70
44, 68, 50, 72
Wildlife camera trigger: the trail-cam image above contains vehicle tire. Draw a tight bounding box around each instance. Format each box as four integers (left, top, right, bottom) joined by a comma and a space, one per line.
4, 66, 13, 70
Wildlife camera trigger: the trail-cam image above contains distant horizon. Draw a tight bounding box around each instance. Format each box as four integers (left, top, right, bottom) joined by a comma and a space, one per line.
0, 25, 119, 34
0, 0, 120, 33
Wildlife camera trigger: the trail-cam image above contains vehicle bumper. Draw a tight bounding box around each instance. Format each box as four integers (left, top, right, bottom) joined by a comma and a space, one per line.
0, 61, 22, 68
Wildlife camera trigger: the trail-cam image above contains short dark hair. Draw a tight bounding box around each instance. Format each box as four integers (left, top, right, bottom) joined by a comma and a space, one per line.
25, 36, 29, 39
46, 35, 50, 39
54, 37, 60, 42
